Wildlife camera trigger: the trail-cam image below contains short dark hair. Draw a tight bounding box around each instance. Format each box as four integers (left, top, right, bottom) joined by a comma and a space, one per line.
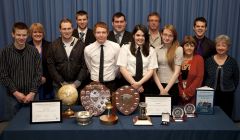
76, 10, 88, 19
12, 22, 28, 33
112, 12, 126, 22
59, 18, 72, 29
194, 17, 207, 27
147, 12, 161, 23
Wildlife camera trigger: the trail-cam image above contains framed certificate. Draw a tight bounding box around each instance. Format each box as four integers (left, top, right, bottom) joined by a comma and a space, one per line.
145, 96, 171, 116
196, 87, 214, 115
30, 100, 62, 124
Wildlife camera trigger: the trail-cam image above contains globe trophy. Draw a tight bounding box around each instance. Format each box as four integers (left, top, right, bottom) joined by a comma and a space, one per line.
133, 102, 152, 125
99, 99, 118, 125
57, 84, 78, 118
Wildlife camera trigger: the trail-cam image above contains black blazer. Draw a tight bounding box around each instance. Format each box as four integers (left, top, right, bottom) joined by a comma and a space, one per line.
47, 37, 88, 86
28, 39, 53, 94
72, 28, 96, 46
107, 31, 132, 47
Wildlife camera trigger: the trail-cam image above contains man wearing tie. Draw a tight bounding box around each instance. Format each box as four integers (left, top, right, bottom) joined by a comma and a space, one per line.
107, 12, 132, 47
193, 17, 215, 60
84, 22, 120, 92
73, 10, 96, 46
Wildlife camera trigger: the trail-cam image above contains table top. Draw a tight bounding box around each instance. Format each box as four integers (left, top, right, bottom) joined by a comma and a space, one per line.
1, 106, 240, 140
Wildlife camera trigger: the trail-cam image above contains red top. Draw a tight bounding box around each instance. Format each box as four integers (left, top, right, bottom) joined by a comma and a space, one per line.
178, 55, 204, 105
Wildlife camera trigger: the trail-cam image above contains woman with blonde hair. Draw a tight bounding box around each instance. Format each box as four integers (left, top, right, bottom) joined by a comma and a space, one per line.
153, 24, 183, 106
28, 23, 53, 100
204, 34, 239, 119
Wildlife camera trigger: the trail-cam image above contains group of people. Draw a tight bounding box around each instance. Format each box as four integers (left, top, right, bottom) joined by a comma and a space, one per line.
0, 11, 239, 121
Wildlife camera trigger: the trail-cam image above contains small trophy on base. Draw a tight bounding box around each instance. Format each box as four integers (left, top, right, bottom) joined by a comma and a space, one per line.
99, 99, 118, 125
133, 102, 152, 125
184, 103, 196, 118
172, 106, 185, 122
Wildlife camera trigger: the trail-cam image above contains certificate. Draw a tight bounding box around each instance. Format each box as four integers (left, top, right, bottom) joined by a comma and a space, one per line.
145, 96, 171, 116
30, 100, 62, 123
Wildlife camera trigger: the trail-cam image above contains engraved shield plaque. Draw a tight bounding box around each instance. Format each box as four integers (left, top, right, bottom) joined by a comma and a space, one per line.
114, 85, 139, 115
80, 82, 111, 116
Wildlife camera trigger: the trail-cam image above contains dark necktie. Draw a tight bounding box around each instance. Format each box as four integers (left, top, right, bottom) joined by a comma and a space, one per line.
115, 33, 121, 44
197, 40, 202, 55
79, 32, 85, 42
99, 45, 104, 82
135, 47, 143, 81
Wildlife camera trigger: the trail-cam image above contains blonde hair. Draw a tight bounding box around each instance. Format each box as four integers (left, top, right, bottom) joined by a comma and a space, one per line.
29, 23, 45, 36
215, 34, 231, 46
162, 24, 179, 71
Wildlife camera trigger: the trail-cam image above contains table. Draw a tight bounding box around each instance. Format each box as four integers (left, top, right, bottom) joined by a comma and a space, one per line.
1, 106, 240, 140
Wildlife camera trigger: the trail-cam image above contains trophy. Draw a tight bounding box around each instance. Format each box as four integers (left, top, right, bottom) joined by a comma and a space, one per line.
99, 99, 118, 125
80, 82, 111, 116
57, 84, 78, 118
184, 103, 196, 118
172, 106, 185, 122
133, 102, 152, 125
115, 85, 140, 115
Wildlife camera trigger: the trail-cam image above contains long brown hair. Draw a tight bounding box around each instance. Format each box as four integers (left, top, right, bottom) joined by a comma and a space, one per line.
130, 24, 150, 57
162, 24, 179, 71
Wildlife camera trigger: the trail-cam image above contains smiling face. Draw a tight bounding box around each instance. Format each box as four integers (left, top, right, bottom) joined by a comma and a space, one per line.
133, 29, 145, 46
76, 15, 88, 30
12, 29, 28, 48
60, 22, 73, 40
31, 29, 43, 42
193, 21, 207, 39
183, 43, 195, 57
112, 16, 126, 33
161, 28, 174, 45
216, 40, 229, 55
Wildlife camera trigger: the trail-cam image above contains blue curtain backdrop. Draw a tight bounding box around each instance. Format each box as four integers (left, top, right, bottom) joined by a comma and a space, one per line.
0, 0, 240, 120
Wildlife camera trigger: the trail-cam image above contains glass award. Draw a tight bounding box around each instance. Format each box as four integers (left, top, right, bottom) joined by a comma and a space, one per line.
184, 103, 196, 118
172, 106, 185, 122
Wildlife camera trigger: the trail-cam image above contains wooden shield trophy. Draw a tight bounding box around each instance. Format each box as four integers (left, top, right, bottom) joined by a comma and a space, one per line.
114, 85, 140, 115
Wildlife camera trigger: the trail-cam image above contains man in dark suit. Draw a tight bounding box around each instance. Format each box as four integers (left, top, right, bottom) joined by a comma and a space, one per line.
73, 10, 95, 46
107, 12, 132, 47
193, 17, 216, 60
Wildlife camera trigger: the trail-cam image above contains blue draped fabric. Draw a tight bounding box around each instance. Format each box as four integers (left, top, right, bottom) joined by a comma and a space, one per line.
0, 0, 240, 120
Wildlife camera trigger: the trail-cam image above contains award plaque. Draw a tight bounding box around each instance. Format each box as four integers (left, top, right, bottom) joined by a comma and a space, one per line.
114, 85, 140, 115
80, 82, 111, 116
172, 106, 185, 122
133, 102, 152, 125
184, 103, 196, 118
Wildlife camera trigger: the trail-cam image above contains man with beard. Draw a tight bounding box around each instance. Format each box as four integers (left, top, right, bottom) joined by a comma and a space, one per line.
193, 17, 216, 60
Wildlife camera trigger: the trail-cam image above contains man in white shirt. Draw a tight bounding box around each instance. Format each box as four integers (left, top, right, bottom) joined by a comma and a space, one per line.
84, 22, 120, 92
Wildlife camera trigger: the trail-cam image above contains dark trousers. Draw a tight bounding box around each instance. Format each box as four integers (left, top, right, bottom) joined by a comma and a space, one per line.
215, 90, 234, 119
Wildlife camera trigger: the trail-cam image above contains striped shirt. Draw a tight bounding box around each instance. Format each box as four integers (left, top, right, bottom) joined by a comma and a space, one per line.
0, 44, 42, 94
